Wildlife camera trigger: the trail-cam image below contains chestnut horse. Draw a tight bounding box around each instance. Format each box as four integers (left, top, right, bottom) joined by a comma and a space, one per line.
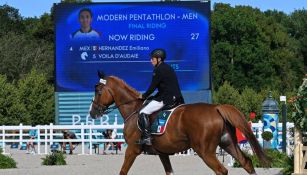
89, 74, 270, 175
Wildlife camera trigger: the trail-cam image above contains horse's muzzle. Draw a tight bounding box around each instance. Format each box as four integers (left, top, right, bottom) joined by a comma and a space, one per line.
89, 103, 101, 119
89, 101, 107, 119
89, 110, 99, 119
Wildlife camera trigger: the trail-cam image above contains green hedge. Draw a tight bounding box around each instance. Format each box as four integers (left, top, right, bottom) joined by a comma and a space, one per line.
41, 151, 66, 166
0, 150, 17, 169
233, 149, 293, 175
261, 131, 273, 141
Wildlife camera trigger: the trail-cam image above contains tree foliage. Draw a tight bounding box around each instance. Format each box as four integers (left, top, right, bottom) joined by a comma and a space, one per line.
0, 3, 306, 125
287, 10, 307, 72
24, 14, 54, 42
289, 77, 307, 131
213, 81, 240, 107
213, 81, 292, 121
237, 87, 263, 121
211, 3, 305, 93
0, 32, 54, 82
0, 75, 29, 125
0, 5, 25, 37
213, 82, 261, 120
17, 69, 54, 125
0, 70, 54, 125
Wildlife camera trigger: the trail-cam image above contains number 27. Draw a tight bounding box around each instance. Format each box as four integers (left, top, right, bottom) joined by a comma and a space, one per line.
191, 33, 199, 40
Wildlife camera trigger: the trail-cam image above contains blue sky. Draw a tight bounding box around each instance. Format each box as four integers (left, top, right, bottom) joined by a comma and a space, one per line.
0, 0, 306, 18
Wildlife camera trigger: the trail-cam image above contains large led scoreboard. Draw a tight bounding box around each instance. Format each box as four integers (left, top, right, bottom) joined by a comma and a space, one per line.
55, 1, 211, 125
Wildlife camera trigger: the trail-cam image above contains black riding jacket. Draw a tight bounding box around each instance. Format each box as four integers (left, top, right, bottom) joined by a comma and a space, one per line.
142, 62, 183, 105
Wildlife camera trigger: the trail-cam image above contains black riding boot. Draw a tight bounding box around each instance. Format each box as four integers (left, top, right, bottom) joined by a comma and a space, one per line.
136, 113, 152, 145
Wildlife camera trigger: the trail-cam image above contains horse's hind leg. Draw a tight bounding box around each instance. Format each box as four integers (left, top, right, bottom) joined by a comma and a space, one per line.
194, 146, 228, 175
159, 154, 174, 175
119, 145, 141, 175
199, 152, 228, 175
220, 141, 256, 174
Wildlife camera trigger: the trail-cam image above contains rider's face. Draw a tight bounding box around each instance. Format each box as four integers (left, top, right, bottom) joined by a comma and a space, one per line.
151, 57, 160, 67
79, 11, 92, 29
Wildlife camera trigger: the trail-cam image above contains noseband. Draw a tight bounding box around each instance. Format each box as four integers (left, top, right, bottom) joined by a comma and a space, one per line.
91, 100, 109, 115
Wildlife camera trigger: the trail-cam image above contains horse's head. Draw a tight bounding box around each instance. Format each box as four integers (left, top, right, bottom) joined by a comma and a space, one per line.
89, 71, 115, 119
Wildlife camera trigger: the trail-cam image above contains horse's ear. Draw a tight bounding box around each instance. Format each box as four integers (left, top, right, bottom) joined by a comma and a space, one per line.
97, 70, 105, 79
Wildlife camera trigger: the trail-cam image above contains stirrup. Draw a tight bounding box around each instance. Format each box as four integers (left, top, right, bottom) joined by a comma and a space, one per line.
135, 137, 152, 146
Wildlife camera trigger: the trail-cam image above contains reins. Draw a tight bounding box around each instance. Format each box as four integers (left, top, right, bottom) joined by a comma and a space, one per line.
124, 110, 139, 123
92, 98, 140, 115
92, 79, 145, 123
101, 86, 143, 123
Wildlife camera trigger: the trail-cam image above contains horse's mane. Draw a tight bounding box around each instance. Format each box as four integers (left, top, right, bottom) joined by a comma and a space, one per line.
109, 76, 140, 97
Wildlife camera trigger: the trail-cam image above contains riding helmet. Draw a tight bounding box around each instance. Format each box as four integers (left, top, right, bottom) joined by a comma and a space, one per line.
150, 48, 166, 61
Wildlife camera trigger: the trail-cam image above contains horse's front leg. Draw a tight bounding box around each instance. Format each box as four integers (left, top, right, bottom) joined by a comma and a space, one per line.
159, 154, 174, 175
119, 145, 141, 175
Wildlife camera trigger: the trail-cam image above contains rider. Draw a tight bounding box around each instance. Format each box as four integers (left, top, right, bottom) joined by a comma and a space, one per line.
137, 48, 184, 145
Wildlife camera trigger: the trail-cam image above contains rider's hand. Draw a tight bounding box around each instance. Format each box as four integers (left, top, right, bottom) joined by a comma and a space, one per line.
138, 94, 143, 99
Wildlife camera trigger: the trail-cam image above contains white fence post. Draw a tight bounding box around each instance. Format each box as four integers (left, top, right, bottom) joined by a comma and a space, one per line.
257, 121, 263, 146
81, 123, 85, 155
2, 125, 5, 154
50, 123, 53, 145
37, 125, 41, 154
44, 125, 48, 154
19, 123, 23, 146
89, 124, 92, 155
286, 122, 294, 156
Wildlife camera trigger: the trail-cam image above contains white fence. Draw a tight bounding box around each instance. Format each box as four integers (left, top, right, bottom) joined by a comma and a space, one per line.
0, 123, 125, 155
247, 121, 294, 155
0, 122, 294, 155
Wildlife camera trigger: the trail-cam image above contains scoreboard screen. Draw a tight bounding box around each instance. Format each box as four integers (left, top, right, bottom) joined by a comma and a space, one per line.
55, 1, 210, 92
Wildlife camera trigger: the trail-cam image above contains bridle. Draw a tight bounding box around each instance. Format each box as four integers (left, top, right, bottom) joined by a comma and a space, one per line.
91, 85, 114, 115
91, 84, 142, 122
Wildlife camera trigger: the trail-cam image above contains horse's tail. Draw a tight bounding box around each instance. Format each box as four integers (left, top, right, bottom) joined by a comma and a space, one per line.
216, 104, 271, 167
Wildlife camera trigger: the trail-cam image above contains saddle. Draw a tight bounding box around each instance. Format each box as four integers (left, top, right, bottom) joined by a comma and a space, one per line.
137, 97, 184, 135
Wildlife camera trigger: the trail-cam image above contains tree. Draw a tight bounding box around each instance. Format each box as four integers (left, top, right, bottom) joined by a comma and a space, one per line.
24, 14, 54, 42
213, 81, 240, 107
0, 75, 29, 125
287, 10, 307, 71
17, 69, 54, 125
237, 87, 263, 121
0, 5, 25, 37
289, 76, 307, 132
0, 32, 54, 82
211, 3, 304, 93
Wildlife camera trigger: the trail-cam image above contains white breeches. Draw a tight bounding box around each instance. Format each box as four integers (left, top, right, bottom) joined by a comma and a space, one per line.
140, 100, 164, 115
